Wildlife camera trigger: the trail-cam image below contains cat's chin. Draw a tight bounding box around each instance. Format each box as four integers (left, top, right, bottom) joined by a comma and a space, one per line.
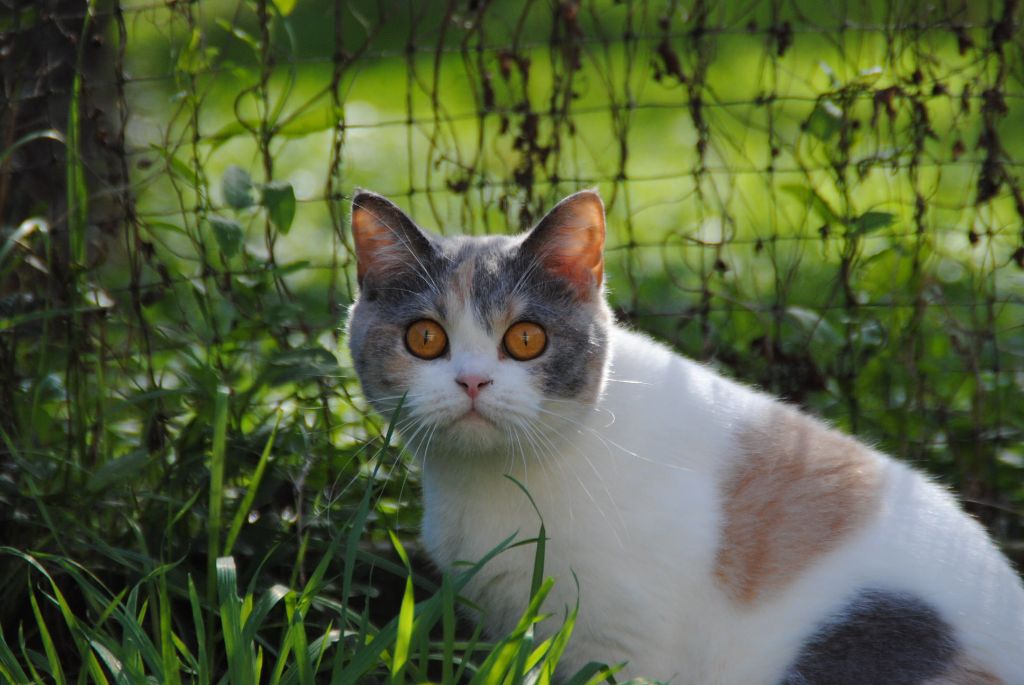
444, 409, 505, 449
406, 408, 509, 456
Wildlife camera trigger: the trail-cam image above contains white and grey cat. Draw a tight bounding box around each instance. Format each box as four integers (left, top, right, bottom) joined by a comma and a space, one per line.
346, 189, 1024, 684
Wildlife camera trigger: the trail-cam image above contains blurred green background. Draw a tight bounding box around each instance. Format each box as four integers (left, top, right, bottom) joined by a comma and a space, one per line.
1, 0, 1022, 680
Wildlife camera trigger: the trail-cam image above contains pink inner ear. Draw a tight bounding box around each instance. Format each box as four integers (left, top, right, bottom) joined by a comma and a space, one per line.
539, 193, 606, 296
352, 204, 403, 283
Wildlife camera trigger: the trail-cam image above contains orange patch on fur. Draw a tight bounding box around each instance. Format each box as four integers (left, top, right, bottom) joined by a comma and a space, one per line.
926, 658, 1006, 685
451, 257, 475, 308
714, 406, 884, 605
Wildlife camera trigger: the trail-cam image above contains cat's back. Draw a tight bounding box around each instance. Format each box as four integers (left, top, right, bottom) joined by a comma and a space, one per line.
598, 326, 1024, 683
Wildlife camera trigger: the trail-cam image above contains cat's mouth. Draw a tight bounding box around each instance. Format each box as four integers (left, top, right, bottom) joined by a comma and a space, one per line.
459, 407, 494, 425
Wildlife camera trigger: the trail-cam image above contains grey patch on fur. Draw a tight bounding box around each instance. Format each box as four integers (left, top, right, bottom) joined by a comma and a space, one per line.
347, 196, 611, 418
780, 588, 957, 685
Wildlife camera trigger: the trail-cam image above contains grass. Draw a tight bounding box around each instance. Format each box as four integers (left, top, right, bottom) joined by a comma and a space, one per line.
0, 432, 626, 683
0, 404, 629, 684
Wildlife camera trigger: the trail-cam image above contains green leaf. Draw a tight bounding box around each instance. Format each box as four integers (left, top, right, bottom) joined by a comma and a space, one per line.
207, 120, 248, 149
216, 18, 259, 52
149, 144, 200, 186
277, 106, 338, 137
262, 182, 296, 234
805, 99, 842, 141
85, 450, 151, 493
222, 165, 256, 209
854, 65, 884, 85
851, 211, 895, 235
271, 0, 297, 15
209, 216, 244, 257
818, 60, 840, 89
177, 28, 218, 75
780, 184, 839, 222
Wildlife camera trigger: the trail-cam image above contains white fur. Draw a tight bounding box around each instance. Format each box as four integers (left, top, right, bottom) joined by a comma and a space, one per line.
409, 323, 1024, 683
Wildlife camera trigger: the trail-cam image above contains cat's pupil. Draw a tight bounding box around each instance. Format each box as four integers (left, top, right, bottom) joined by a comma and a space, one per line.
422, 329, 432, 345
521, 331, 530, 347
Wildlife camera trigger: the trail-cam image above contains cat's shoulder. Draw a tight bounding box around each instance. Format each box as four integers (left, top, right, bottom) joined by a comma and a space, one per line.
606, 323, 774, 414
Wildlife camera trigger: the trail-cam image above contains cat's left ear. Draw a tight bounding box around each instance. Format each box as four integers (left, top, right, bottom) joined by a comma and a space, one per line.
520, 190, 605, 299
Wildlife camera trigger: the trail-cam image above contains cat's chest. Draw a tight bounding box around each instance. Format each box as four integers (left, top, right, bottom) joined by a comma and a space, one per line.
419, 428, 725, 635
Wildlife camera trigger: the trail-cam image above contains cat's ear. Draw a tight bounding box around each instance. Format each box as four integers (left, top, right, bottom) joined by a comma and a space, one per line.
351, 190, 435, 286
521, 190, 606, 298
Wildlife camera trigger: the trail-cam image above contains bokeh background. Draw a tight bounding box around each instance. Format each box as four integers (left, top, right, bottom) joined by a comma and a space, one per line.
2, 0, 1023, 680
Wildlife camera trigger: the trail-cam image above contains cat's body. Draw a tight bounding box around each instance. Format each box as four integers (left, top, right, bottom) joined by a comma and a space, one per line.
347, 190, 1024, 684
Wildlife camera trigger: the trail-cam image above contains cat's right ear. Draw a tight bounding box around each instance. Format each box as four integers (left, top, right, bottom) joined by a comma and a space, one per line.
350, 191, 435, 286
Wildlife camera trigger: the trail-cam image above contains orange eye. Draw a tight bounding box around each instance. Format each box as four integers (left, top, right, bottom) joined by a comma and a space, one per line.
503, 322, 547, 361
405, 320, 448, 359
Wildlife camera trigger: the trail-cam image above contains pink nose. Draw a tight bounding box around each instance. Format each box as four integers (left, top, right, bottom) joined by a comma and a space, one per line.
456, 374, 493, 399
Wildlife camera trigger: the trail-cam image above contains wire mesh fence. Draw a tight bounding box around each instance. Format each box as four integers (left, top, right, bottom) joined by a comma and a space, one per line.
2, 0, 1023, 606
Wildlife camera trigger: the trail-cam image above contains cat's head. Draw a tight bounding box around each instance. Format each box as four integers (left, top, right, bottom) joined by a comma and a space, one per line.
346, 190, 612, 457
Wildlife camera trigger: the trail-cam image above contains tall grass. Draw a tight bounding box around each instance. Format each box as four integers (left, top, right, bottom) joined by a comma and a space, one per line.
0, 407, 628, 684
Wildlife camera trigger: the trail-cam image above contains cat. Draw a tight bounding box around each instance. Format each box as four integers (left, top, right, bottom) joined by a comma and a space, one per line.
345, 188, 1024, 684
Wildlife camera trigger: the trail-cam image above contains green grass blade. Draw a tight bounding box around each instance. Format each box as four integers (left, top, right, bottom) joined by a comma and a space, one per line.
0, 625, 30, 683
0, 129, 64, 168
224, 411, 279, 556
560, 662, 622, 685
337, 481, 374, 675
345, 514, 523, 682
392, 576, 415, 683
503, 476, 547, 600
309, 624, 336, 675
18, 623, 47, 684
28, 590, 67, 685
267, 591, 297, 685
507, 629, 535, 685
441, 573, 456, 683
66, 26, 89, 268
187, 576, 210, 685
207, 385, 230, 666
158, 568, 182, 685
217, 556, 255, 685
84, 636, 123, 685
278, 623, 340, 685
388, 530, 415, 683
530, 522, 547, 600
297, 529, 342, 615
287, 598, 311, 685
469, 578, 553, 685
241, 584, 288, 646
453, 619, 486, 683
380, 394, 405, 451
534, 611, 576, 685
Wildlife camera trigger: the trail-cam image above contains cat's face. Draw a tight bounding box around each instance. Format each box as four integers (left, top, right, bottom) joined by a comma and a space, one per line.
346, 191, 611, 457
